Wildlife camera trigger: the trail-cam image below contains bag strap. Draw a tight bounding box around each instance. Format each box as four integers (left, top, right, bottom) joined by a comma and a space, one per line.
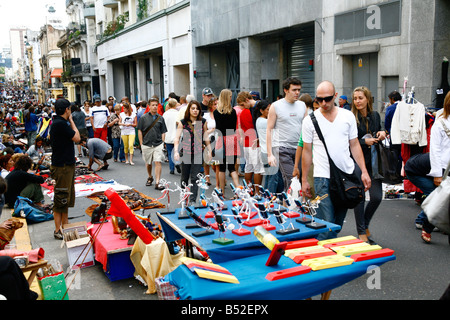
310, 112, 332, 161
142, 115, 161, 138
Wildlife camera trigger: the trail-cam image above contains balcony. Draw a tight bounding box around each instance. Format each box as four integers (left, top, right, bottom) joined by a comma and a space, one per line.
103, 0, 118, 8
83, 6, 95, 19
71, 63, 91, 76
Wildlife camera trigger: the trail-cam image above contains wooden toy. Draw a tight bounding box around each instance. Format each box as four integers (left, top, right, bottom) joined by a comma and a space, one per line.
265, 265, 312, 281
350, 248, 395, 262
333, 244, 383, 256
301, 255, 354, 271
285, 239, 319, 250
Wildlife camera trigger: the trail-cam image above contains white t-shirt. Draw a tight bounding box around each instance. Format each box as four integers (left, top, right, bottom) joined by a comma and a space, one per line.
256, 117, 268, 154
82, 108, 91, 127
162, 109, 179, 144
302, 108, 358, 178
90, 105, 110, 128
272, 98, 306, 149
203, 112, 216, 130
119, 112, 137, 136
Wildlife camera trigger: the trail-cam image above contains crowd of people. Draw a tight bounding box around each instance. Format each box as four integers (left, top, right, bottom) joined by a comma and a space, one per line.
0, 78, 448, 247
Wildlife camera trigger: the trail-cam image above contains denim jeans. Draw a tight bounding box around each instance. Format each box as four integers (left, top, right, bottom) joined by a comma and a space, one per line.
353, 178, 382, 235
166, 143, 175, 172
264, 169, 284, 194
112, 137, 125, 162
406, 173, 436, 232
260, 152, 284, 194
314, 177, 348, 240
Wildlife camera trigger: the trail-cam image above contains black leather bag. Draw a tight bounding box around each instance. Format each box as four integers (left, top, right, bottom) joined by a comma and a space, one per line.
310, 113, 365, 209
377, 138, 403, 185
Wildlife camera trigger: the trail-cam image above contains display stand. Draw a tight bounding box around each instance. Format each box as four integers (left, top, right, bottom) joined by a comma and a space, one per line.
230, 207, 251, 236
185, 207, 215, 237
176, 182, 192, 219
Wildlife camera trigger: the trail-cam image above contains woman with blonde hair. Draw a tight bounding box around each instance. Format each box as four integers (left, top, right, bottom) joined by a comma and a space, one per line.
119, 102, 137, 165
351, 86, 386, 243
213, 89, 240, 194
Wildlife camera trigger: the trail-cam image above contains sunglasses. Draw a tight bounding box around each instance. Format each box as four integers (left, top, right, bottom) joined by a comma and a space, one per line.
315, 95, 335, 103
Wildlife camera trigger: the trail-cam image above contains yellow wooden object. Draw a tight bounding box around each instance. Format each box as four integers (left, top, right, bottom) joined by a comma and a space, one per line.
180, 257, 229, 272
329, 242, 370, 252
334, 244, 383, 256
286, 246, 331, 259
317, 236, 357, 246
301, 255, 354, 271
194, 269, 239, 284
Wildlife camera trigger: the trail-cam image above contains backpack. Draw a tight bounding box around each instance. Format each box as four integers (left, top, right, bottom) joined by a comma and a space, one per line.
13, 196, 54, 224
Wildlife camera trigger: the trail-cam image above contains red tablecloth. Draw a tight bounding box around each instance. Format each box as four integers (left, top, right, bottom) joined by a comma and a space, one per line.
88, 220, 133, 271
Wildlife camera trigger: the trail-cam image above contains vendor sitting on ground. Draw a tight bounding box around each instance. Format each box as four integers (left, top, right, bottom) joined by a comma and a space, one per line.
80, 136, 112, 172
2, 134, 25, 154
4, 154, 45, 208
25, 136, 45, 159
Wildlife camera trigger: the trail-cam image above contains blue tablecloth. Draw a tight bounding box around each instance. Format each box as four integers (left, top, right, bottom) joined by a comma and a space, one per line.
157, 201, 341, 263
166, 253, 396, 300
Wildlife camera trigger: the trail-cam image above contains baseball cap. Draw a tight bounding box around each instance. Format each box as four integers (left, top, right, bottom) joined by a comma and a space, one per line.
340, 95, 348, 101
202, 88, 214, 96
54, 98, 71, 114
250, 91, 261, 100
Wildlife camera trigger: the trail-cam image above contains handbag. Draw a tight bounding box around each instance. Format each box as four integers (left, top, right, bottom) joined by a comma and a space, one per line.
378, 136, 403, 185
310, 113, 365, 209
422, 161, 450, 234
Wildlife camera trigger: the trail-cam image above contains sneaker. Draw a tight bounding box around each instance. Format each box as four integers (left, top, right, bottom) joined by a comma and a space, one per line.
54, 230, 63, 240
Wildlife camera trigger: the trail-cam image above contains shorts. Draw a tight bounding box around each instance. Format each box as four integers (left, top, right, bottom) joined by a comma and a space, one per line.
142, 143, 165, 164
50, 164, 75, 214
244, 147, 265, 174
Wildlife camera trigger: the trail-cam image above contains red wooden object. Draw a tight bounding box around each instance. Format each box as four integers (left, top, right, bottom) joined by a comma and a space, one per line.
266, 265, 312, 281
351, 248, 395, 262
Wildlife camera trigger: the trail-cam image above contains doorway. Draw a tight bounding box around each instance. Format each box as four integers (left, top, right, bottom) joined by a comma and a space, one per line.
352, 52, 378, 110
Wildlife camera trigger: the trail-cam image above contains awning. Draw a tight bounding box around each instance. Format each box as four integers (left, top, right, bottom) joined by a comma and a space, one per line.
50, 68, 63, 78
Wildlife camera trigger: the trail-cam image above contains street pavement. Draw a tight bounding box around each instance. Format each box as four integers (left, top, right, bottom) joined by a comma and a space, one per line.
3, 149, 450, 301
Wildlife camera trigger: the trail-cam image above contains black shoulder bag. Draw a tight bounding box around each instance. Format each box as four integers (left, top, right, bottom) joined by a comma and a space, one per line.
310, 113, 365, 209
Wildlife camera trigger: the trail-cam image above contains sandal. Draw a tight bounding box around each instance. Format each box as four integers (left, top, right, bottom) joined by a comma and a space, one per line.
146, 176, 154, 186
421, 229, 431, 244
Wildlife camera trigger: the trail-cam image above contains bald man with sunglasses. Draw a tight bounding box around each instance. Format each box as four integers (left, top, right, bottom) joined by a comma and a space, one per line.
301, 81, 370, 240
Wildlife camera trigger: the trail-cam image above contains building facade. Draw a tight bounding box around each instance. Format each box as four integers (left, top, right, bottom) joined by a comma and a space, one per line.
190, 0, 450, 112
93, 0, 193, 104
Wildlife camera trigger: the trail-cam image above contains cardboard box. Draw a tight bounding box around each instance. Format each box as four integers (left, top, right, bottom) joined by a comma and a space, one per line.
62, 222, 95, 269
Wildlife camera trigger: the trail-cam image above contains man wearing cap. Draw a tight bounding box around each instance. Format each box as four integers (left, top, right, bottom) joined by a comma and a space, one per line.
339, 95, 351, 110
49, 98, 80, 240
89, 96, 110, 142
201, 88, 214, 114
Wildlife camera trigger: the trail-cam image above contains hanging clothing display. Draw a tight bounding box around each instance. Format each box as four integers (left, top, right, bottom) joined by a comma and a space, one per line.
390, 100, 427, 147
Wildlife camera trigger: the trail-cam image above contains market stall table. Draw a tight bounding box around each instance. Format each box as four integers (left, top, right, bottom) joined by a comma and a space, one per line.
157, 201, 341, 263
88, 220, 135, 281
166, 253, 396, 300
